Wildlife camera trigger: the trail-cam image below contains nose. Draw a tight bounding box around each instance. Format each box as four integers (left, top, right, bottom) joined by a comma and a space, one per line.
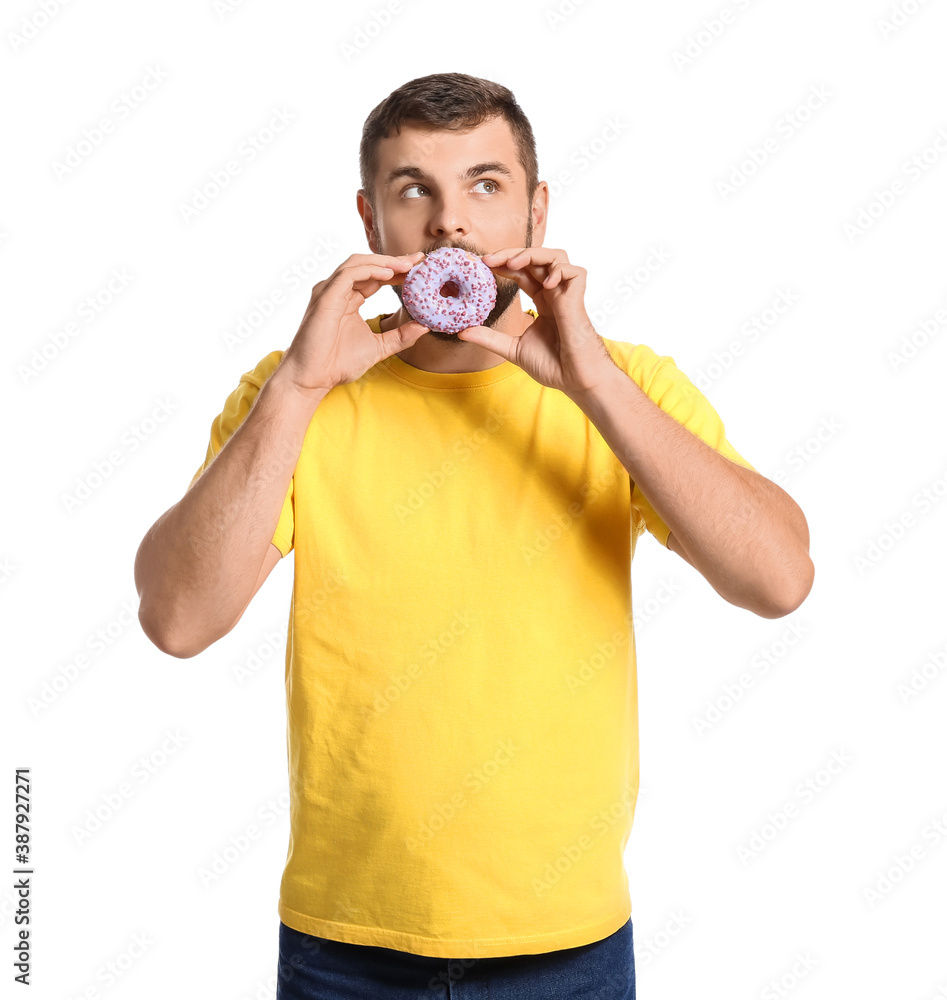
427, 191, 469, 241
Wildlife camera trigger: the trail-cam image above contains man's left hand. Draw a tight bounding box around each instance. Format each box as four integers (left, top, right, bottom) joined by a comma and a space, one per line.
456, 247, 617, 396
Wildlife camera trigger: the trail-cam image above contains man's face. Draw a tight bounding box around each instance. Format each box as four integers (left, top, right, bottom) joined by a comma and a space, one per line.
358, 116, 545, 342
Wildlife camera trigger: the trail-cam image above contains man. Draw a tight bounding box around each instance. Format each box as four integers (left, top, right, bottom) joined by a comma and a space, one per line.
135, 72, 813, 999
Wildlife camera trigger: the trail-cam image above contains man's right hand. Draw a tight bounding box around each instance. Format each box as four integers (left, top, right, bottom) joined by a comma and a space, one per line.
277, 252, 429, 396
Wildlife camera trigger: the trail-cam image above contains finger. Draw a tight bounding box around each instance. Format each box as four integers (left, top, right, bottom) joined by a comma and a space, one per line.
454, 324, 518, 361
542, 261, 583, 289
481, 262, 541, 299
329, 253, 424, 297
335, 264, 399, 300
480, 247, 529, 267
342, 263, 419, 300
332, 263, 410, 303
344, 250, 425, 271
337, 262, 402, 282
375, 319, 430, 355
343, 257, 422, 282
491, 247, 570, 270
484, 248, 572, 295
350, 274, 392, 299
389, 250, 426, 269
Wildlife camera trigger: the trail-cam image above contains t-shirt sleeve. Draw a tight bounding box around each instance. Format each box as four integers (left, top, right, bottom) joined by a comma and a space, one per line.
609, 342, 757, 549
187, 353, 294, 558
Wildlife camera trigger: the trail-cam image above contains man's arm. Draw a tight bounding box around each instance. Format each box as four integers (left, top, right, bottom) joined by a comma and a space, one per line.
134, 372, 326, 658
666, 532, 692, 565
447, 244, 812, 616
567, 366, 814, 619
134, 251, 429, 659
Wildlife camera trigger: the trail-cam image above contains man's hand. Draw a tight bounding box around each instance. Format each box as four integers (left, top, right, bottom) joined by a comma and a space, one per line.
277, 251, 430, 397
455, 247, 617, 396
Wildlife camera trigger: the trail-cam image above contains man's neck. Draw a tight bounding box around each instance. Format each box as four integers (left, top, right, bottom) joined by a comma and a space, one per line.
379, 299, 533, 374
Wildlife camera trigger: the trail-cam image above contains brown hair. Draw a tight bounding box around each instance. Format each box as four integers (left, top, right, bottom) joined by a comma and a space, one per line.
359, 72, 538, 209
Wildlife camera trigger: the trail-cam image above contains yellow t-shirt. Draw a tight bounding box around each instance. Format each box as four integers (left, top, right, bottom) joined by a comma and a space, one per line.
189, 310, 756, 959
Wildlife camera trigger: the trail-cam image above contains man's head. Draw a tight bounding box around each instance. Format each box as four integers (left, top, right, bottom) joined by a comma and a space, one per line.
356, 73, 548, 341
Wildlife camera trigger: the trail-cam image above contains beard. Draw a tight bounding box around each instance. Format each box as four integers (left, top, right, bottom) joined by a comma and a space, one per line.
376, 214, 533, 343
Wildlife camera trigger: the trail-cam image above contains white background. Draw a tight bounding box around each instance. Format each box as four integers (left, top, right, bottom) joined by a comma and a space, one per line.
3, 0, 945, 997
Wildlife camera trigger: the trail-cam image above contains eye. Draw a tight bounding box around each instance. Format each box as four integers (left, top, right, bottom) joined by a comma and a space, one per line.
402, 184, 427, 199
474, 179, 499, 194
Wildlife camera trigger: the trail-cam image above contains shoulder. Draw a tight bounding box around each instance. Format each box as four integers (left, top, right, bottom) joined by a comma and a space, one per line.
600, 337, 676, 393
235, 314, 388, 393
238, 350, 286, 391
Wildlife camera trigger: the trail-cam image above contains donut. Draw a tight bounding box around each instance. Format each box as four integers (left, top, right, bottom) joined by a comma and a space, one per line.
401, 246, 497, 334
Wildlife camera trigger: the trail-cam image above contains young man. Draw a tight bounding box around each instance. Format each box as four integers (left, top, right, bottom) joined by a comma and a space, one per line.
135, 72, 813, 999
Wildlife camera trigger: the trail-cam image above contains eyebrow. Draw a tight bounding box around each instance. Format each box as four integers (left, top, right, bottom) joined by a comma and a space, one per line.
383, 161, 515, 188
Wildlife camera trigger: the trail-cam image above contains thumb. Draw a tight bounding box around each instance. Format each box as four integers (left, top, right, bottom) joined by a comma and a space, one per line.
455, 324, 516, 360
377, 319, 430, 356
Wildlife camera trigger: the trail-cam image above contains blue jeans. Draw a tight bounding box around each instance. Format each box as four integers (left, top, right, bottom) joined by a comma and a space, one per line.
276, 918, 635, 999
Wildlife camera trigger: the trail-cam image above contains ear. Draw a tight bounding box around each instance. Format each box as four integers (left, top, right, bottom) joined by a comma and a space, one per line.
356, 190, 380, 253
531, 180, 550, 246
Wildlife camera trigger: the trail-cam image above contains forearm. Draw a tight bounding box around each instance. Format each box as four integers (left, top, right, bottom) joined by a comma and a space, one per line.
135, 367, 328, 656
567, 366, 813, 617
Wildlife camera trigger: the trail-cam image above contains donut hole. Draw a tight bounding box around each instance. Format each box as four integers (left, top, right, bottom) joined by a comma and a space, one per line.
439, 280, 461, 298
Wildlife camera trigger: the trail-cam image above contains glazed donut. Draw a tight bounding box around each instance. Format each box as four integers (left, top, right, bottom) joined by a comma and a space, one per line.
401, 246, 497, 334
